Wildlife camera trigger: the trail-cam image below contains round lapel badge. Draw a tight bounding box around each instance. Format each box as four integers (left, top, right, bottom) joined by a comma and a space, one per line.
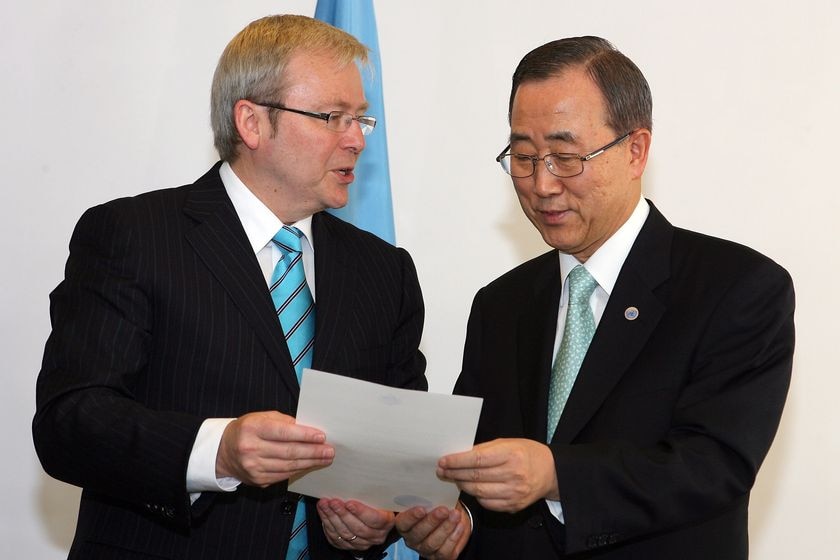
624, 306, 639, 321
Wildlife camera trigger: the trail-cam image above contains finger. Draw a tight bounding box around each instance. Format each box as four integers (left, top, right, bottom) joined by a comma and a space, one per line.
258, 440, 335, 463
325, 499, 391, 544
438, 463, 514, 484
453, 480, 513, 501
260, 418, 327, 444
318, 500, 367, 543
397, 507, 451, 545
232, 411, 327, 444
345, 500, 394, 531
439, 442, 508, 471
395, 506, 429, 534
318, 503, 365, 549
429, 516, 467, 560
413, 509, 465, 558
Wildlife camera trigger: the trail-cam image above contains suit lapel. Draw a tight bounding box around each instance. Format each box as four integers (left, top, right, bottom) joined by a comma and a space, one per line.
517, 252, 563, 442
182, 164, 301, 397
552, 203, 673, 444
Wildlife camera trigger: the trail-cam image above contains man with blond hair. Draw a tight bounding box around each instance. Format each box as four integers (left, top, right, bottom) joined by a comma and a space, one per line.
34, 15, 426, 560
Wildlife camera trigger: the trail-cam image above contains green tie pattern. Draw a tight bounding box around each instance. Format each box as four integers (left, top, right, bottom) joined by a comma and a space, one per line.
547, 265, 598, 442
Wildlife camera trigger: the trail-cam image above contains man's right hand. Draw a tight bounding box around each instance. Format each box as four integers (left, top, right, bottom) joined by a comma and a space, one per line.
395, 502, 471, 560
215, 410, 334, 487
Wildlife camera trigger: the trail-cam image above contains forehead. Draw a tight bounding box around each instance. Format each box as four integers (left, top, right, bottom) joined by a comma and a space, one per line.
510, 68, 608, 141
282, 51, 367, 110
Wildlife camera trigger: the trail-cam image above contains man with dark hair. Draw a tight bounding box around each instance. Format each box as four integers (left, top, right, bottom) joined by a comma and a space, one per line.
396, 36, 794, 559
33, 15, 426, 560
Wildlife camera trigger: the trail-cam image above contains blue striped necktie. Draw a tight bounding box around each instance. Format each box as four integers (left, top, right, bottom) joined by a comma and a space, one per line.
270, 226, 314, 560
547, 265, 598, 442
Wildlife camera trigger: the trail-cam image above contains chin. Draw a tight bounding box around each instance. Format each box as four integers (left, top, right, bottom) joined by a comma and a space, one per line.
326, 197, 349, 210
541, 233, 579, 253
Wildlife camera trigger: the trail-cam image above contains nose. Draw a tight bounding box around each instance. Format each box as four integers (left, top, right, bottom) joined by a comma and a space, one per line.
532, 160, 564, 197
343, 120, 366, 153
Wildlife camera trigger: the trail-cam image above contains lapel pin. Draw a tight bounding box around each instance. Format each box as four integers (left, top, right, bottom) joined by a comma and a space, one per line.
624, 306, 639, 321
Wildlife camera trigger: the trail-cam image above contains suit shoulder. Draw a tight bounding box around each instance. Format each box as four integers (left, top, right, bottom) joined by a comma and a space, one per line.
78, 178, 198, 226
315, 211, 409, 258
672, 227, 791, 280
480, 249, 558, 295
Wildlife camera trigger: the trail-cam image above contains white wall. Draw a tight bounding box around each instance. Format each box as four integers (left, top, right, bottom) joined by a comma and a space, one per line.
2, 0, 837, 557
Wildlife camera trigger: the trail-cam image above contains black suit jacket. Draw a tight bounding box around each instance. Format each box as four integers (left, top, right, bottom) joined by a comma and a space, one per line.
33, 163, 427, 559
455, 203, 794, 559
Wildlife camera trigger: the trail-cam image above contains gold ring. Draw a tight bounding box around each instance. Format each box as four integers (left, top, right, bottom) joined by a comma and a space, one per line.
347, 535, 358, 542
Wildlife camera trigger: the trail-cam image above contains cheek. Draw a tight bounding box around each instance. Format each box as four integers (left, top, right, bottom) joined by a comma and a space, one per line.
512, 180, 534, 205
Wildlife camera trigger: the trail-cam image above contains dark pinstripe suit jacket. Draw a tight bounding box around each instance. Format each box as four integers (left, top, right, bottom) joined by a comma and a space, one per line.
455, 203, 794, 559
33, 163, 427, 559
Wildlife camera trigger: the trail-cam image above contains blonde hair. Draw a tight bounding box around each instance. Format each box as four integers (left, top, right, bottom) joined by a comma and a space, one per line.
211, 14, 369, 161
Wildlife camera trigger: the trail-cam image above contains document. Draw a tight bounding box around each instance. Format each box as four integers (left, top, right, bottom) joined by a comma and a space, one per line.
288, 368, 483, 512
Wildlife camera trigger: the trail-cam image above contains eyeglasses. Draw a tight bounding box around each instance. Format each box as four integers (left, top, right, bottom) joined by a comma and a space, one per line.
251, 101, 377, 136
496, 130, 633, 178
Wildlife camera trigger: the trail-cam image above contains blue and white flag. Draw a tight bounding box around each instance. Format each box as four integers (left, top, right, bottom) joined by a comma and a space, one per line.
316, 0, 396, 245
314, 9, 418, 560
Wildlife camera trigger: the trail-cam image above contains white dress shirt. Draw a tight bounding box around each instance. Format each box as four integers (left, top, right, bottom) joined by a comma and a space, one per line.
185, 162, 316, 500
545, 196, 649, 523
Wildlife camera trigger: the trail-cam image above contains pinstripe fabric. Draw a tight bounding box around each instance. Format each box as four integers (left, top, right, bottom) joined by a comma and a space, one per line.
33, 163, 428, 560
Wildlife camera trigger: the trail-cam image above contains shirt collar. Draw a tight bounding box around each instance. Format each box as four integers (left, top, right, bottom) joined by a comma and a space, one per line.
558, 197, 649, 295
219, 161, 314, 254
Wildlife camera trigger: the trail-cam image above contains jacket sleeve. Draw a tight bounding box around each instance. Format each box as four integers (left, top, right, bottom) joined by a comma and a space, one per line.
32, 201, 203, 528
554, 258, 795, 553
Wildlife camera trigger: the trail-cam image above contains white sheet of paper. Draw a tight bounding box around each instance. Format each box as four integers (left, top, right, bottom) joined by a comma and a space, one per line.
288, 368, 483, 512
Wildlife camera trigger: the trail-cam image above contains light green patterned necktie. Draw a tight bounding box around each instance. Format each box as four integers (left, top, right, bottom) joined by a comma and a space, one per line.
547, 265, 598, 442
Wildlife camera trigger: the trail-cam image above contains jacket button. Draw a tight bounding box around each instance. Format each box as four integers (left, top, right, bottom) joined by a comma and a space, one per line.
280, 500, 296, 515
527, 515, 544, 528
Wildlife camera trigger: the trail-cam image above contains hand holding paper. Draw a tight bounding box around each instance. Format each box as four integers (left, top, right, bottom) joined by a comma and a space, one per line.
289, 369, 483, 512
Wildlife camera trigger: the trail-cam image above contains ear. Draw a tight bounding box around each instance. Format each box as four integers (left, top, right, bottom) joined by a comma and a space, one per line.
628, 128, 652, 180
233, 99, 263, 152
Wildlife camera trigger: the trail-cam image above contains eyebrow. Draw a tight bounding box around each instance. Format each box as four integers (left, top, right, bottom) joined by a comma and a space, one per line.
509, 130, 577, 144
331, 100, 370, 114
545, 131, 577, 143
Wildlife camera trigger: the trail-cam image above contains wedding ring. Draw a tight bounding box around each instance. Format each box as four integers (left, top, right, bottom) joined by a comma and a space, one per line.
347, 535, 358, 542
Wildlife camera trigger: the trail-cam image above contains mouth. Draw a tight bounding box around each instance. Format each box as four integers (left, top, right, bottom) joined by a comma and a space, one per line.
538, 208, 572, 224
333, 167, 355, 183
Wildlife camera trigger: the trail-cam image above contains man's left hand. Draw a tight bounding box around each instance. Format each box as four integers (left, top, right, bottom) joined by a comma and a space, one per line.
437, 438, 559, 513
317, 498, 394, 553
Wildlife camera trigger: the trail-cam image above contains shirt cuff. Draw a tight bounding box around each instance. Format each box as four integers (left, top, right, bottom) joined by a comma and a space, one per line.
459, 499, 474, 532
545, 499, 565, 524
186, 418, 241, 503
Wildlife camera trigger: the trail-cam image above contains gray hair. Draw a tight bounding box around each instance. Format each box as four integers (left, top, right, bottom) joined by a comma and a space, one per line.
210, 14, 369, 162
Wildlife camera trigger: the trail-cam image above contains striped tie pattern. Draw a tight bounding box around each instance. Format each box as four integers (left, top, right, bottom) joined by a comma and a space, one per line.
270, 226, 314, 560
547, 265, 598, 442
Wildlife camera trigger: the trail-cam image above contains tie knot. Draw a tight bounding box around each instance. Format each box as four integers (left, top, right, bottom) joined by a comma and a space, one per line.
567, 265, 597, 305
273, 226, 304, 254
